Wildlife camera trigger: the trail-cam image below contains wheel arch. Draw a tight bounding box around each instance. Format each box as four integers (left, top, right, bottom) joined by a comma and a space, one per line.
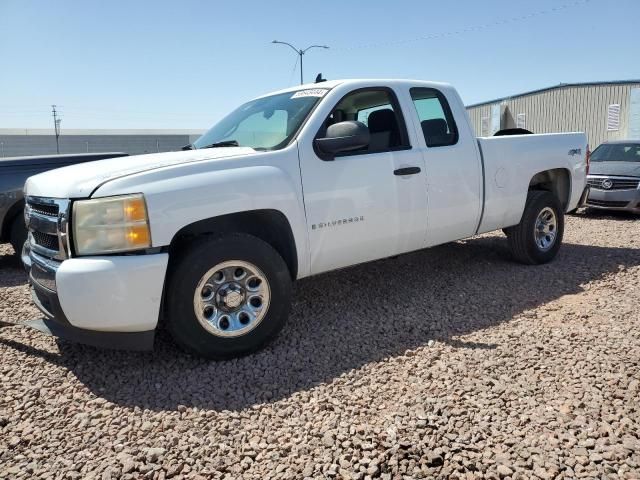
1, 198, 25, 242
528, 168, 571, 210
167, 209, 298, 280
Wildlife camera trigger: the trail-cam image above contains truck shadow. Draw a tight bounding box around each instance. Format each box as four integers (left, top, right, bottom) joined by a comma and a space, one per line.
4, 236, 640, 412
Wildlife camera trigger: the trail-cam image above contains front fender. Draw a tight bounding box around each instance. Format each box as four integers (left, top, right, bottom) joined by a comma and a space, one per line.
91, 153, 309, 277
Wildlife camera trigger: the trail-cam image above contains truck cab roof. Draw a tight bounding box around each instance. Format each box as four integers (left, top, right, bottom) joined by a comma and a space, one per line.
258, 79, 456, 99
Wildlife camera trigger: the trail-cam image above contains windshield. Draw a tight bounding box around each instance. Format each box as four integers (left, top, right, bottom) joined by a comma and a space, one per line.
193, 89, 327, 151
591, 143, 640, 162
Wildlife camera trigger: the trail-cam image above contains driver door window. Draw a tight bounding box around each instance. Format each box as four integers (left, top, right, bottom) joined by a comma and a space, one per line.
323, 88, 410, 155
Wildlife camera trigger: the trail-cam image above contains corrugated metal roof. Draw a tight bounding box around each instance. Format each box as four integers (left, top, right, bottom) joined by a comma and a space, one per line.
467, 80, 640, 108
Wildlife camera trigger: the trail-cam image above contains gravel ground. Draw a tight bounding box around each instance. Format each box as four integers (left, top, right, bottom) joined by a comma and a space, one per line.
1, 211, 639, 479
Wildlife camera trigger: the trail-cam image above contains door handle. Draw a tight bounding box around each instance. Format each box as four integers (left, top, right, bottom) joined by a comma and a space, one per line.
393, 166, 421, 176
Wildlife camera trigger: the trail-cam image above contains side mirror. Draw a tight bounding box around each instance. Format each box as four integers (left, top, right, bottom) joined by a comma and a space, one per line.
315, 121, 370, 158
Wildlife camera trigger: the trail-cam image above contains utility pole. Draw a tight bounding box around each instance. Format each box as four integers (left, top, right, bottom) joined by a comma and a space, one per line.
52, 105, 61, 154
271, 41, 329, 85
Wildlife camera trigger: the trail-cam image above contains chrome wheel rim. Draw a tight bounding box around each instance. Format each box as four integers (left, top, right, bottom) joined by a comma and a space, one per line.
193, 260, 270, 337
534, 207, 557, 251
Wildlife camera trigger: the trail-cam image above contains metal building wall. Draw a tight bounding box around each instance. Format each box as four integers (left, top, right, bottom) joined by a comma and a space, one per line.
466, 82, 640, 147
0, 130, 205, 157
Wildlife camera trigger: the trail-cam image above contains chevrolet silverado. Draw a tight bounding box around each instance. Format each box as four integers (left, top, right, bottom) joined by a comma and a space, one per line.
21, 79, 589, 358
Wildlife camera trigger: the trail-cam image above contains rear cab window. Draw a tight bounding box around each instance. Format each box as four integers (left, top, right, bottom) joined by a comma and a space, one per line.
410, 88, 459, 147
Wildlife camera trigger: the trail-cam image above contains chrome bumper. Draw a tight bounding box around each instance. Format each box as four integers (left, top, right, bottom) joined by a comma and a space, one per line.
22, 242, 60, 292
20, 196, 156, 350
21, 242, 156, 351
22, 238, 71, 326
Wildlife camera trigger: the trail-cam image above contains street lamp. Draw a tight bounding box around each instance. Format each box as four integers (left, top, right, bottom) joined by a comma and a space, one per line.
272, 40, 329, 85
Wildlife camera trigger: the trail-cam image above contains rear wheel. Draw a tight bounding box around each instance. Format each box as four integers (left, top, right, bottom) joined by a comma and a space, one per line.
504, 190, 564, 265
9, 214, 27, 256
165, 233, 292, 359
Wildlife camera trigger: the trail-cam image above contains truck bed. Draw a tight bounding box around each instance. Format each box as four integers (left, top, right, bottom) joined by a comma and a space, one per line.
476, 132, 588, 234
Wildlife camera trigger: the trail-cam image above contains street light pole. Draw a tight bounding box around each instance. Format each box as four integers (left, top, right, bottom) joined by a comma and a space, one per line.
271, 41, 329, 85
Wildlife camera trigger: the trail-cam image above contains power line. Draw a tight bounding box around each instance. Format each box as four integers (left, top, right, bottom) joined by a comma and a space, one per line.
335, 0, 592, 51
287, 56, 299, 87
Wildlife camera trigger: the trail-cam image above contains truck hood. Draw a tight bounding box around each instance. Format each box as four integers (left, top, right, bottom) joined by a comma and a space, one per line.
24, 147, 257, 198
589, 161, 640, 177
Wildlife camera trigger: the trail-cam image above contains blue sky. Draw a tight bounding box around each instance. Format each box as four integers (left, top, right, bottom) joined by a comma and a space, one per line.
1, 0, 638, 130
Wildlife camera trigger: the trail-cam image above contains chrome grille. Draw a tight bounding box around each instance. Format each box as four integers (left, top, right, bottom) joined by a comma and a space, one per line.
587, 176, 640, 190
29, 203, 59, 217
25, 196, 71, 261
32, 231, 59, 251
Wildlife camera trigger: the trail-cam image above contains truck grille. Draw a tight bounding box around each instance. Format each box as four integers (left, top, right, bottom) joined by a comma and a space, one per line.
29, 203, 59, 217
32, 231, 60, 251
25, 197, 71, 261
587, 177, 640, 190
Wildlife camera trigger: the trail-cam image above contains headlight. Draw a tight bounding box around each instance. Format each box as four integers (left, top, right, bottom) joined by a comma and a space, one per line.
73, 194, 151, 255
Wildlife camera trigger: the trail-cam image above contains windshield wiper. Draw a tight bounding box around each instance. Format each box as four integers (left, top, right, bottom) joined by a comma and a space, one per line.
181, 140, 240, 151
197, 140, 240, 149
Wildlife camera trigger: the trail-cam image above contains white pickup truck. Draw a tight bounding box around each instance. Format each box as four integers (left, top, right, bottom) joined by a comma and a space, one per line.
22, 79, 589, 358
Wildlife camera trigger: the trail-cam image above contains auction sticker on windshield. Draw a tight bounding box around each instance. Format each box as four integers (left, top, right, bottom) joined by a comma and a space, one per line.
291, 89, 328, 99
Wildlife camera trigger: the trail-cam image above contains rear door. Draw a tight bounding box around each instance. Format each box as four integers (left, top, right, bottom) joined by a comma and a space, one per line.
298, 86, 428, 275
408, 87, 483, 246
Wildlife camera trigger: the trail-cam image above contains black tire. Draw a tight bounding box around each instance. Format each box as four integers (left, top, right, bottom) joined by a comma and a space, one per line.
165, 233, 292, 359
9, 214, 27, 256
504, 190, 564, 265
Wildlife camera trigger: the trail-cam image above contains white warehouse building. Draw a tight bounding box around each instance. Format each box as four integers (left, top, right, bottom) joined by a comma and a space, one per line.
0, 129, 205, 158
466, 80, 640, 148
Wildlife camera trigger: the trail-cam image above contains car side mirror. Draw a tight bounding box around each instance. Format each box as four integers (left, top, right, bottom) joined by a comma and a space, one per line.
315, 121, 370, 159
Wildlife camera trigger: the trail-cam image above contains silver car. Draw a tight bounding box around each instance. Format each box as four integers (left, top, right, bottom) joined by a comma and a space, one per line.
586, 141, 640, 214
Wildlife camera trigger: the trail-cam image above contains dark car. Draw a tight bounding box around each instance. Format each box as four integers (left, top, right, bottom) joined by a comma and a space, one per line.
585, 141, 640, 214
0, 152, 128, 255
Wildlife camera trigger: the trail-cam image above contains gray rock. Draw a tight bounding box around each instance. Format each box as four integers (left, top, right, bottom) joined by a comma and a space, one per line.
1, 219, 639, 479
497, 464, 514, 477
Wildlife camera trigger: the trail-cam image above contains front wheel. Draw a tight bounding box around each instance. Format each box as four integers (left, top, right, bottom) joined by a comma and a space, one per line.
504, 190, 564, 265
165, 233, 292, 359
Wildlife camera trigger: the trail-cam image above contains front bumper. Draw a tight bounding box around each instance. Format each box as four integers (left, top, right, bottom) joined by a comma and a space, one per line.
586, 187, 640, 213
22, 244, 168, 351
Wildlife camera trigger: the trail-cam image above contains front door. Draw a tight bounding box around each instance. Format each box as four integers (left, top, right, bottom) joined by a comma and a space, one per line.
298, 87, 428, 275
